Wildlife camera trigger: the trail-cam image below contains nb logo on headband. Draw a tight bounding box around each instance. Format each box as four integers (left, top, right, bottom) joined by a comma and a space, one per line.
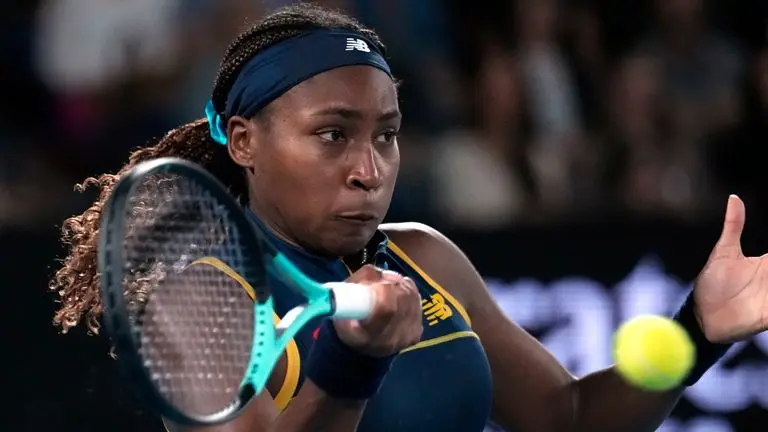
345, 38, 371, 53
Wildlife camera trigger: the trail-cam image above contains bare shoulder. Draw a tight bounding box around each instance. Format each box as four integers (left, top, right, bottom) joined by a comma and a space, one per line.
380, 221, 445, 247
379, 221, 462, 264
380, 222, 482, 311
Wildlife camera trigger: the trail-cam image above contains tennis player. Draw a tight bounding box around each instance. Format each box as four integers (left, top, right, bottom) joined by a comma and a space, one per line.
51, 4, 768, 432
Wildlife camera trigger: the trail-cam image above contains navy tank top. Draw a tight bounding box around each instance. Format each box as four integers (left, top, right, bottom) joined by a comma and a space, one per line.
247, 211, 493, 431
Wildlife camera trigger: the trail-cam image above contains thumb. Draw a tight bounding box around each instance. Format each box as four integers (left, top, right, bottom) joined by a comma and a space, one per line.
715, 194, 745, 257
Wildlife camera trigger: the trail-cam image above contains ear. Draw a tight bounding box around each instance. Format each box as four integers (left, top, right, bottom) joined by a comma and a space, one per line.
227, 116, 258, 169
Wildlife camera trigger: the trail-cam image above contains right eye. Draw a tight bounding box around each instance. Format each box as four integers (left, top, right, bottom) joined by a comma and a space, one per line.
317, 129, 346, 143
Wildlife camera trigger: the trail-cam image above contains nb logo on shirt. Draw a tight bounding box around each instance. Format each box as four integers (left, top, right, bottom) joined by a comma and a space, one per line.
345, 38, 371, 52
422, 293, 453, 326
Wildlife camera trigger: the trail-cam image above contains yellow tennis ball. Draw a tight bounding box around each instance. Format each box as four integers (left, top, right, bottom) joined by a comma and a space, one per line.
613, 315, 695, 391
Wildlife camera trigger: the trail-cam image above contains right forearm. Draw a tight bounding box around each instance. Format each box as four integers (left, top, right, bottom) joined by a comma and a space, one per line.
271, 380, 367, 432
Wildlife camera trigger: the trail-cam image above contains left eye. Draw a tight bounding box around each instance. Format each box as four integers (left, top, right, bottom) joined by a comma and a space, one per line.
376, 131, 398, 144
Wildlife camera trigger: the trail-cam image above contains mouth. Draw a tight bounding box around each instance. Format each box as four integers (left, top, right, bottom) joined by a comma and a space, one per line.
336, 212, 378, 225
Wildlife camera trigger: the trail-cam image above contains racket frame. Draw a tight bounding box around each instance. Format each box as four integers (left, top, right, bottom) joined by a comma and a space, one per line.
99, 158, 272, 425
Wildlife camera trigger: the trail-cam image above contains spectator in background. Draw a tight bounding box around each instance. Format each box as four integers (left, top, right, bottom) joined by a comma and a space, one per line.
711, 47, 768, 217
642, 0, 744, 135
563, 2, 608, 132
605, 52, 691, 215
33, 0, 185, 172
514, 0, 590, 214
0, 1, 79, 229
628, 0, 745, 216
431, 44, 532, 229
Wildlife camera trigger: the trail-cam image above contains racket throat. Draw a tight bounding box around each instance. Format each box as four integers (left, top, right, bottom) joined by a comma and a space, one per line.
276, 305, 306, 335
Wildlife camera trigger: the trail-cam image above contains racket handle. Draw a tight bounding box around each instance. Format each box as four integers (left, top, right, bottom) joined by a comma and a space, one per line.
325, 282, 376, 320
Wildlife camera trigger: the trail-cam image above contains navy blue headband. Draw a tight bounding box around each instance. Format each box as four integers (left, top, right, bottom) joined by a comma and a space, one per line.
204, 29, 393, 145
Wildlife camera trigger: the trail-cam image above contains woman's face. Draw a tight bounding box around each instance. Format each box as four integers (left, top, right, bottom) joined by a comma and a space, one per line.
227, 65, 401, 257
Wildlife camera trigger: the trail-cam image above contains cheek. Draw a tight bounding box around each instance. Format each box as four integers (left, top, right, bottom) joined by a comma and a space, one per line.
379, 148, 400, 186
251, 141, 327, 203
275, 153, 338, 212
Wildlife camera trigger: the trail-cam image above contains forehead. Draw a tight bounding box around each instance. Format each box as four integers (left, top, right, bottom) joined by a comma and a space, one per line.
271, 66, 399, 118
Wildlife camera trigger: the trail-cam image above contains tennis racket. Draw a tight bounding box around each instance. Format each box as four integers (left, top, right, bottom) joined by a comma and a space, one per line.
99, 157, 376, 426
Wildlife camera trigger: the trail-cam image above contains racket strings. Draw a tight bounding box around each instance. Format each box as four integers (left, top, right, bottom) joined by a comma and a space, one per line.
122, 173, 258, 417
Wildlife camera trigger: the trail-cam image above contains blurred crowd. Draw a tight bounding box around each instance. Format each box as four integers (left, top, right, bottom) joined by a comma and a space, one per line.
1, 0, 766, 231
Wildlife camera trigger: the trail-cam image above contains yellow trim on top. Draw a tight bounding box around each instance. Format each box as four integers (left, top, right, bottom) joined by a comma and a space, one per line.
188, 257, 299, 411
400, 330, 479, 354
271, 313, 299, 411
386, 241, 472, 327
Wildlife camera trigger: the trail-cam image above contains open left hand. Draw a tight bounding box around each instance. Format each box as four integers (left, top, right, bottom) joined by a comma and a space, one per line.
694, 195, 768, 343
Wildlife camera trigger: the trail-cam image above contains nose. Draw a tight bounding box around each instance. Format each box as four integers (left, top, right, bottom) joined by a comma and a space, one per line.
346, 143, 382, 192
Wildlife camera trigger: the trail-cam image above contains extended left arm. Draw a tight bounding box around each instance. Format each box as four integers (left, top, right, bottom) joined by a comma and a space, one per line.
471, 297, 685, 432
468, 269, 684, 432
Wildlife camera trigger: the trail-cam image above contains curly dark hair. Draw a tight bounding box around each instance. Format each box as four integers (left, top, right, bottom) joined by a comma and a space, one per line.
50, 3, 386, 334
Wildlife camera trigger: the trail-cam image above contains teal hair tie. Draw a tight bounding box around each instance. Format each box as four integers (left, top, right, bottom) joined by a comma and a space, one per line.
204, 100, 228, 145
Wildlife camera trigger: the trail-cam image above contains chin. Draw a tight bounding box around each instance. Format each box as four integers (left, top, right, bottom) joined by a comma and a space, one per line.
322, 227, 376, 257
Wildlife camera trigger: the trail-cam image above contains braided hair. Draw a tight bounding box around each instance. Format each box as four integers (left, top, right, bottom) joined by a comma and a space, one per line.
50, 3, 386, 334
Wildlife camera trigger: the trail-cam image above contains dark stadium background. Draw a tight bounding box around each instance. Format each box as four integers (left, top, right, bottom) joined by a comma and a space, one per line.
2, 1, 767, 430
